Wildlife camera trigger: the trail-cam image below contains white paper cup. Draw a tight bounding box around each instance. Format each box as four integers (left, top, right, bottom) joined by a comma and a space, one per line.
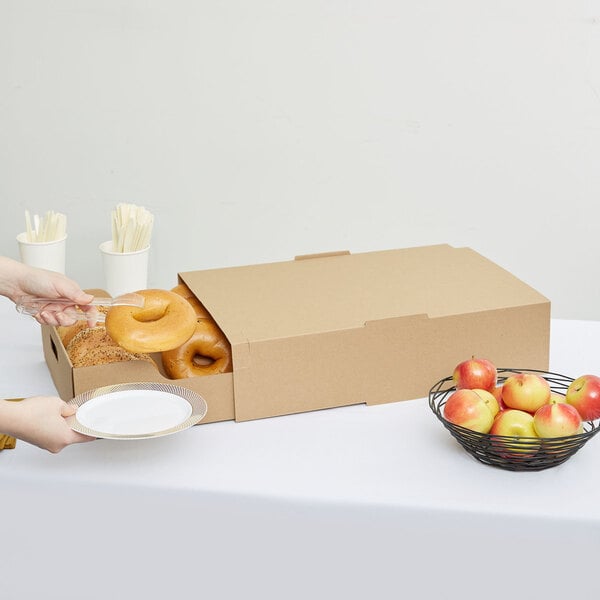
100, 241, 149, 297
17, 232, 67, 274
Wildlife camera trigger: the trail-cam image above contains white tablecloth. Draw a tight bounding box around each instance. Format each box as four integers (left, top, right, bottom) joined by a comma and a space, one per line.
2, 296, 599, 599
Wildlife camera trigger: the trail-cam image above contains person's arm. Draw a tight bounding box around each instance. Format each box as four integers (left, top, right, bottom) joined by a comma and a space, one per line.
0, 397, 93, 453
0, 256, 96, 451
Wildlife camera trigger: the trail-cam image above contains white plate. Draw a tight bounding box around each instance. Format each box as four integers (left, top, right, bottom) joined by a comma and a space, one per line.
66, 382, 208, 439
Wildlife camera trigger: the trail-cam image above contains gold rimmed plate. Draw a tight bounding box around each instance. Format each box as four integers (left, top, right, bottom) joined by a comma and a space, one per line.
66, 382, 208, 440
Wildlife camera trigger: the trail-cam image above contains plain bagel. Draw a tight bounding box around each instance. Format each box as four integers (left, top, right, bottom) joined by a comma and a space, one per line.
162, 318, 232, 379
105, 289, 197, 353
170, 283, 212, 320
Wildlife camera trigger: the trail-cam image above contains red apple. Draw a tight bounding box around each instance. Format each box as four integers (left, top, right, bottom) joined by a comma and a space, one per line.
491, 385, 508, 411
490, 409, 540, 455
452, 357, 497, 391
443, 388, 499, 433
502, 373, 551, 413
533, 402, 582, 438
566, 374, 600, 421
550, 392, 566, 404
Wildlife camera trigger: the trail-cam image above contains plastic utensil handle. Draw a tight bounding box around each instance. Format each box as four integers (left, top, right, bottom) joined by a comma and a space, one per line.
15, 293, 144, 317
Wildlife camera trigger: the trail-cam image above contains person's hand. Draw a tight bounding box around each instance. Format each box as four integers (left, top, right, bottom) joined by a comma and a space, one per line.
0, 396, 95, 453
0, 257, 96, 326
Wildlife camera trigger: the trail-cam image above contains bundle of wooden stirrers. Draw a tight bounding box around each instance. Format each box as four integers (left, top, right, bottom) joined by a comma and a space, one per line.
111, 203, 154, 253
24, 210, 67, 243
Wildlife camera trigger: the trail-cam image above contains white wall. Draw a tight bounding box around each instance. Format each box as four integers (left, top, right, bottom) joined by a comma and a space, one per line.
2, 1, 599, 319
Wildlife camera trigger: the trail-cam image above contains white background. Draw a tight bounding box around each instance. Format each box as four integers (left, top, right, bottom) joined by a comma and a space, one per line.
1, 1, 600, 319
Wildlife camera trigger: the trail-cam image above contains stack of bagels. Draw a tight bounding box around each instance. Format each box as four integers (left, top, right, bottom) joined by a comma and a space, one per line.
58, 285, 232, 379
161, 284, 232, 378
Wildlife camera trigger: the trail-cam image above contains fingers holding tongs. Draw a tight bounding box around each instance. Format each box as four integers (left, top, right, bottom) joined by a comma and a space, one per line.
15, 293, 145, 327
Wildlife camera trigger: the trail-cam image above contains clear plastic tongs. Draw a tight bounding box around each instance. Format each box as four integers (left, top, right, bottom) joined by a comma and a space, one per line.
15, 293, 145, 323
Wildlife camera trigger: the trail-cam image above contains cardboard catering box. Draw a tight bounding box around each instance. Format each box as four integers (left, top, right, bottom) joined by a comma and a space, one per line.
41, 244, 551, 424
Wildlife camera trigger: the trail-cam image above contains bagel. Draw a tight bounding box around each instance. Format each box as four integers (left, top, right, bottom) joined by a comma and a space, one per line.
105, 289, 197, 353
162, 318, 232, 379
171, 283, 212, 320
66, 326, 116, 366
57, 320, 88, 347
72, 345, 155, 369
66, 325, 157, 368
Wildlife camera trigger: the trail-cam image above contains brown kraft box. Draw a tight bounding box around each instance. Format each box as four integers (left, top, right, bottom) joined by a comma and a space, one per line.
41, 244, 551, 425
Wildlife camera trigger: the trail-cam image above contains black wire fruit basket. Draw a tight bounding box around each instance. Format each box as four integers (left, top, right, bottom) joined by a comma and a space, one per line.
429, 368, 600, 471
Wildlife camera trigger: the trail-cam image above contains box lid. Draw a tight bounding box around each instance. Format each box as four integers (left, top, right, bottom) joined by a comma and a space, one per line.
179, 244, 548, 344
179, 244, 549, 420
